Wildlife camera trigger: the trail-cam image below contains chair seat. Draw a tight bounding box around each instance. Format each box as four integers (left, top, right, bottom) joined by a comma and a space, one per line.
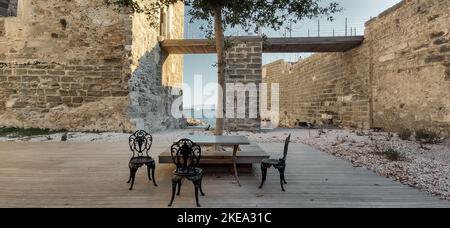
130, 156, 155, 164
173, 167, 203, 176
262, 158, 282, 165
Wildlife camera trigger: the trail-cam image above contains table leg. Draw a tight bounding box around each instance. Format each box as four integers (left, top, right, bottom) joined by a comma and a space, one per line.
232, 145, 241, 187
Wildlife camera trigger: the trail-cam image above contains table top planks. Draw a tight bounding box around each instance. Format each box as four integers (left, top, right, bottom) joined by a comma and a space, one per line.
175, 135, 250, 146
159, 143, 270, 164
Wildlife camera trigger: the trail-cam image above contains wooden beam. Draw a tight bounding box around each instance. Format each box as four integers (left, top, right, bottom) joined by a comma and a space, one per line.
160, 36, 364, 54
264, 36, 364, 53
160, 39, 216, 54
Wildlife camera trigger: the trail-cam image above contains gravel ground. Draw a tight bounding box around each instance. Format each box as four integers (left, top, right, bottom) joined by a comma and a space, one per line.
1, 128, 449, 200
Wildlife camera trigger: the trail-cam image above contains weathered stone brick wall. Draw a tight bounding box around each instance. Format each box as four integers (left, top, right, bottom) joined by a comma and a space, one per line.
263, 0, 450, 135
225, 38, 262, 131
0, 0, 184, 132
128, 1, 184, 131
0, 0, 132, 132
263, 50, 370, 129
367, 0, 450, 135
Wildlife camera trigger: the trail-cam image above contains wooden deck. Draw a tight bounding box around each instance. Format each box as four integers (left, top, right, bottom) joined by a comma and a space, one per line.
0, 141, 448, 208
160, 36, 364, 54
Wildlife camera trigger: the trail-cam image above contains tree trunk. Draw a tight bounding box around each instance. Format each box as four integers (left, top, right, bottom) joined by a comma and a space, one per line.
213, 6, 226, 136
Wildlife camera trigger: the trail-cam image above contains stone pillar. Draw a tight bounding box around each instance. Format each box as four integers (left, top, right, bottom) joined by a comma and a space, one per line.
224, 37, 263, 132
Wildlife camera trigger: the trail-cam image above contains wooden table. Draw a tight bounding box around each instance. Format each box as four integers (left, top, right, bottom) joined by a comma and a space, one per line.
176, 135, 250, 186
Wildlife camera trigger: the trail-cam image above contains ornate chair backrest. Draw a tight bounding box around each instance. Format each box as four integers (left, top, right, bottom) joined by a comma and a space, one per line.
170, 139, 201, 174
129, 130, 153, 158
281, 134, 291, 162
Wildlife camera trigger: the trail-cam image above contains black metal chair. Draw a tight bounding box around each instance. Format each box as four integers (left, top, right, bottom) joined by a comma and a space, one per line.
168, 139, 205, 207
127, 130, 157, 190
259, 134, 291, 191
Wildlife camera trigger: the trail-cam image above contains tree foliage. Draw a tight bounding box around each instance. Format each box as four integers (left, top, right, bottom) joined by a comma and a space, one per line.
105, 0, 341, 37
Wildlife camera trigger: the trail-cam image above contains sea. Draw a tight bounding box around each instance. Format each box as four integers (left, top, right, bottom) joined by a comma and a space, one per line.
183, 109, 216, 127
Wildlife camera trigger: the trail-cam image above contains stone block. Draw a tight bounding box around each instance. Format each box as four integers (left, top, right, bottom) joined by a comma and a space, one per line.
13, 69, 26, 75
111, 91, 128, 97
87, 84, 102, 92
28, 70, 46, 75
62, 97, 72, 103
46, 96, 62, 103
7, 76, 19, 82
22, 76, 39, 82
1, 69, 12, 75
87, 91, 102, 97
236, 69, 252, 75
47, 70, 66, 75
72, 97, 83, 103
61, 77, 76, 83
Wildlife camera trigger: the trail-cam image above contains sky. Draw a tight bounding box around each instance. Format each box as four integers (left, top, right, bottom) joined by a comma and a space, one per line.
182, 0, 402, 109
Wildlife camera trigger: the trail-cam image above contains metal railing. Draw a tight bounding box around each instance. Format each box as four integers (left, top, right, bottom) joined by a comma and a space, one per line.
184, 17, 369, 39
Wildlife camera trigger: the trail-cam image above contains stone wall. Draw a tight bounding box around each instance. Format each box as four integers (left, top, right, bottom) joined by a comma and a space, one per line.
367, 0, 450, 135
263, 49, 370, 129
0, 0, 184, 132
128, 1, 184, 131
263, 0, 450, 135
225, 38, 262, 131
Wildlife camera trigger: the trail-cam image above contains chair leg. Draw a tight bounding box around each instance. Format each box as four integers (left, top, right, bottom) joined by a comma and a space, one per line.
129, 168, 138, 191
259, 164, 268, 189
278, 168, 285, 191
146, 165, 152, 181
177, 178, 182, 195
127, 166, 132, 183
193, 180, 201, 207
168, 177, 178, 207
199, 175, 205, 196
280, 165, 287, 184
151, 166, 157, 186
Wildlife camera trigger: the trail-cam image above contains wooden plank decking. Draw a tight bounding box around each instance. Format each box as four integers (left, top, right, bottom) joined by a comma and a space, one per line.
0, 141, 448, 208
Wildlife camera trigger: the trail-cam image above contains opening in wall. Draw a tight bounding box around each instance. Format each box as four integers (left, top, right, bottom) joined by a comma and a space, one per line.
0, 0, 18, 17
182, 54, 218, 128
